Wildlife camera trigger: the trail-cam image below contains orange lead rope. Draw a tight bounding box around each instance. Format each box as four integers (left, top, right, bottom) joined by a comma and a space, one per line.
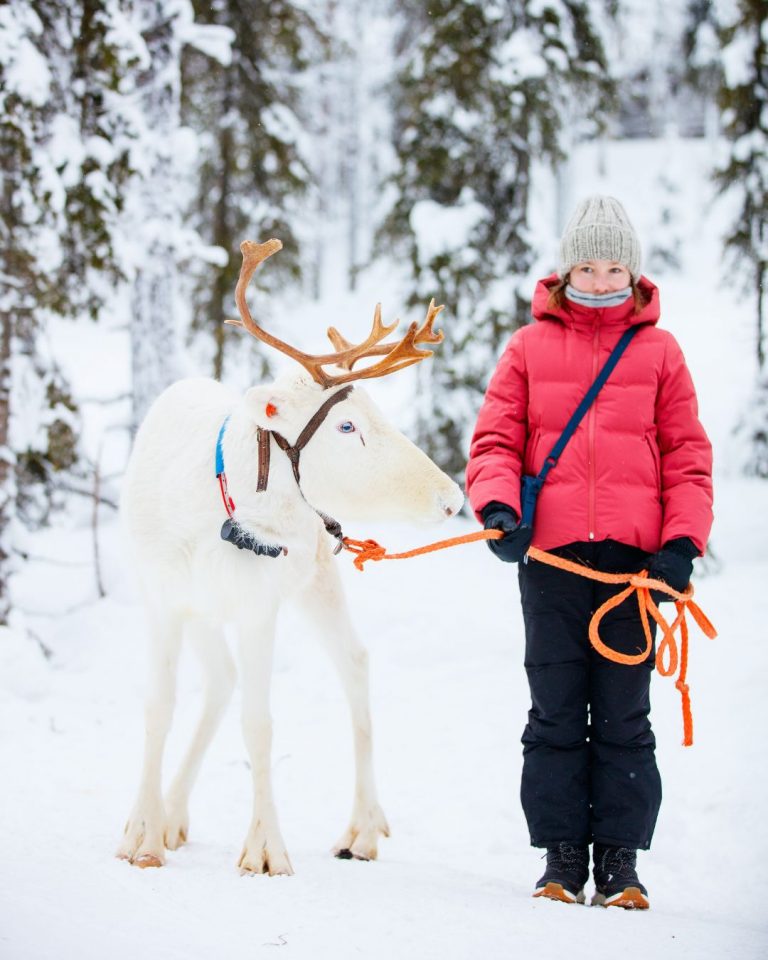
341, 529, 717, 746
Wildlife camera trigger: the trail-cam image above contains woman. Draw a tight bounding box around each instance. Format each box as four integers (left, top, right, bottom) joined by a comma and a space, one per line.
466, 196, 713, 909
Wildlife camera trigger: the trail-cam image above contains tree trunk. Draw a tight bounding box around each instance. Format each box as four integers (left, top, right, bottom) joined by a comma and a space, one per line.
757, 261, 765, 372
344, 0, 362, 292
212, 70, 233, 382
0, 308, 13, 625
130, 5, 183, 433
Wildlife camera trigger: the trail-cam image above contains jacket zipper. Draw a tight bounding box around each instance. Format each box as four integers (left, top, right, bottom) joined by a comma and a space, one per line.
587, 318, 601, 540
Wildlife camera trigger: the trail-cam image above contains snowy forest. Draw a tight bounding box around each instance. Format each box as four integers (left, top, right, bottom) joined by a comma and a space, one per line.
1, 0, 766, 629
2, 2, 768, 958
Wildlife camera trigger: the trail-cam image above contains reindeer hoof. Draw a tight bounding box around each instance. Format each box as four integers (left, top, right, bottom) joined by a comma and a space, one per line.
134, 853, 164, 869
332, 807, 389, 862
164, 820, 188, 851
239, 859, 294, 878
238, 839, 294, 877
334, 847, 371, 862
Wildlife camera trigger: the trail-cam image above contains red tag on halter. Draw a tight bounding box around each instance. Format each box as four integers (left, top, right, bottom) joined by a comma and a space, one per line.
218, 474, 235, 518
265, 402, 278, 418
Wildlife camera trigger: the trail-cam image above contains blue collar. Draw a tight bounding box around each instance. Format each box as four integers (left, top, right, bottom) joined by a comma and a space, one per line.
215, 416, 230, 477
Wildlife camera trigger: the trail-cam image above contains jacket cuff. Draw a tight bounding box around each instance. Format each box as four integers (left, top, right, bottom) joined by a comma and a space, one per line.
662, 537, 700, 560
480, 501, 518, 523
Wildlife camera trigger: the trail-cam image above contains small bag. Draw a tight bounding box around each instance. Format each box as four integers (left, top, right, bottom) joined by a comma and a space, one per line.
520, 474, 546, 528
519, 324, 640, 529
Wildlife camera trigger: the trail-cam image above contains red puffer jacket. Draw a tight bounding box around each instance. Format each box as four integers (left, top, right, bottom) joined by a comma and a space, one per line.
466, 275, 713, 555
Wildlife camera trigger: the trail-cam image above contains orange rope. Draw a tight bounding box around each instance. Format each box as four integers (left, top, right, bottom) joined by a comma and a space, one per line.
341, 529, 717, 746
341, 531, 493, 569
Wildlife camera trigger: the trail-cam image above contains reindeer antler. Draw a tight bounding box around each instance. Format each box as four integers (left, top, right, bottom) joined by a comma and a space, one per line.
228, 239, 445, 388
326, 299, 444, 371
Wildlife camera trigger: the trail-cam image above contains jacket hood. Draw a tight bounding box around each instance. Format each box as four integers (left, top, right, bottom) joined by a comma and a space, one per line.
531, 273, 661, 329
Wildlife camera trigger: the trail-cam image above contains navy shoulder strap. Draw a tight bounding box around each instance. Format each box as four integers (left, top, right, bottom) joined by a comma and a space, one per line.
518, 324, 640, 529
538, 324, 640, 483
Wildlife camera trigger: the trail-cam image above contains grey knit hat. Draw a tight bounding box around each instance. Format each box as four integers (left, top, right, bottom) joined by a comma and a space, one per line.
558, 195, 641, 280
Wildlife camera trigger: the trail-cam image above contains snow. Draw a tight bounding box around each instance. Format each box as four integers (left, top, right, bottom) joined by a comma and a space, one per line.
0, 5, 50, 106
410, 196, 487, 265
177, 22, 235, 67
492, 31, 548, 82
720, 27, 756, 89
2, 479, 767, 959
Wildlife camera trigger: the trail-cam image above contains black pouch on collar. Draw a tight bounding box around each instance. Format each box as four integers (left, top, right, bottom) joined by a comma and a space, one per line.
220, 519, 285, 558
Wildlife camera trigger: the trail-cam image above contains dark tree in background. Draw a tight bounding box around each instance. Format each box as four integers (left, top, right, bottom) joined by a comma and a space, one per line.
682, 0, 721, 137
182, 0, 316, 381
128, 0, 189, 433
714, 0, 768, 475
0, 0, 136, 622
714, 0, 767, 370
382, 0, 613, 479
64, 0, 136, 319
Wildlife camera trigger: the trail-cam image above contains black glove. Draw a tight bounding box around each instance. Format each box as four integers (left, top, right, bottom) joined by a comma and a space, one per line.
221, 519, 284, 558
647, 537, 698, 602
482, 502, 533, 564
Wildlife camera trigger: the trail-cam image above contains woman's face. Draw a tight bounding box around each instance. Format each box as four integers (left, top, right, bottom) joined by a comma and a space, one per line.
568, 260, 631, 294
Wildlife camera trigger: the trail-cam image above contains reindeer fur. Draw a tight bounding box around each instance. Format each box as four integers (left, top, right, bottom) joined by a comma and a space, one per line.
116, 369, 463, 874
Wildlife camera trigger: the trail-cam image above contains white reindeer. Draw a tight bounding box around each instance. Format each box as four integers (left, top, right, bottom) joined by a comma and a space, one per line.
116, 239, 464, 874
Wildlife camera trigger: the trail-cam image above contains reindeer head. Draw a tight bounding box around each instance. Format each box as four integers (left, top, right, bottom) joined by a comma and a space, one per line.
228, 239, 464, 525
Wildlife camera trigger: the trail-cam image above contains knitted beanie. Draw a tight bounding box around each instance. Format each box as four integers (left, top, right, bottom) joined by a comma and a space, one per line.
558, 195, 641, 280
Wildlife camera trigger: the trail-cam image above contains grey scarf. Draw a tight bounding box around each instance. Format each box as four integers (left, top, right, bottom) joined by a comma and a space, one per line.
565, 285, 633, 308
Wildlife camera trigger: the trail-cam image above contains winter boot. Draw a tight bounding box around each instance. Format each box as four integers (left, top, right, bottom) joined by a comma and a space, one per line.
591, 844, 650, 909
532, 843, 589, 904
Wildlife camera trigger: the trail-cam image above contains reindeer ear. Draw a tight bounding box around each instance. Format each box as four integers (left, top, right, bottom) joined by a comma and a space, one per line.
244, 385, 290, 428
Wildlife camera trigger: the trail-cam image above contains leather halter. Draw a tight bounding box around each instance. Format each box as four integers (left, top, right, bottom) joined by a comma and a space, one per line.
259, 384, 354, 488
259, 384, 354, 548
217, 384, 354, 553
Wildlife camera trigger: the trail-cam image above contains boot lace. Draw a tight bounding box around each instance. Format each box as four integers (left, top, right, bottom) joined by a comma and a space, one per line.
548, 842, 589, 869
596, 845, 638, 883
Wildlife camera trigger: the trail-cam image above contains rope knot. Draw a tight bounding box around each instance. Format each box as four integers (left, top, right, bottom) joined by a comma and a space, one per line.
342, 537, 387, 571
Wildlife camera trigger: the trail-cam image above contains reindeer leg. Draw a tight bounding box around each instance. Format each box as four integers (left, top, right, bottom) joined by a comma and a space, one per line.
236, 609, 293, 876
296, 559, 389, 862
164, 620, 236, 850
117, 610, 183, 868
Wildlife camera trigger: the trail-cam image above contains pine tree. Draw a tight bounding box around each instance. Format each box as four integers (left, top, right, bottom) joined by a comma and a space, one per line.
125, 0, 186, 432
181, 0, 314, 382
62, 0, 137, 318
0, 0, 137, 623
714, 0, 767, 369
714, 1, 767, 475
682, 0, 721, 138
382, 0, 612, 479
300, 0, 395, 299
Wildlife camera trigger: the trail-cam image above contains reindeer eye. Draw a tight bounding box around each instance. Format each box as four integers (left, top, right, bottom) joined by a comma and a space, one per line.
337, 421, 356, 434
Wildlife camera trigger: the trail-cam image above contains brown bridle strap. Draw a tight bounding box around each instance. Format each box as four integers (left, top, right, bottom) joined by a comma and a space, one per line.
268, 384, 354, 486
257, 384, 354, 550
256, 426, 271, 492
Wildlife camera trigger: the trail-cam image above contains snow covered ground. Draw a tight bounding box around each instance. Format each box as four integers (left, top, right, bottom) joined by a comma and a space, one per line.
2, 485, 766, 960
2, 137, 767, 958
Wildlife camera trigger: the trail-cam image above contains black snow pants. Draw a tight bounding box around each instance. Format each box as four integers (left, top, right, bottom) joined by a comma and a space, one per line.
518, 539, 662, 851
